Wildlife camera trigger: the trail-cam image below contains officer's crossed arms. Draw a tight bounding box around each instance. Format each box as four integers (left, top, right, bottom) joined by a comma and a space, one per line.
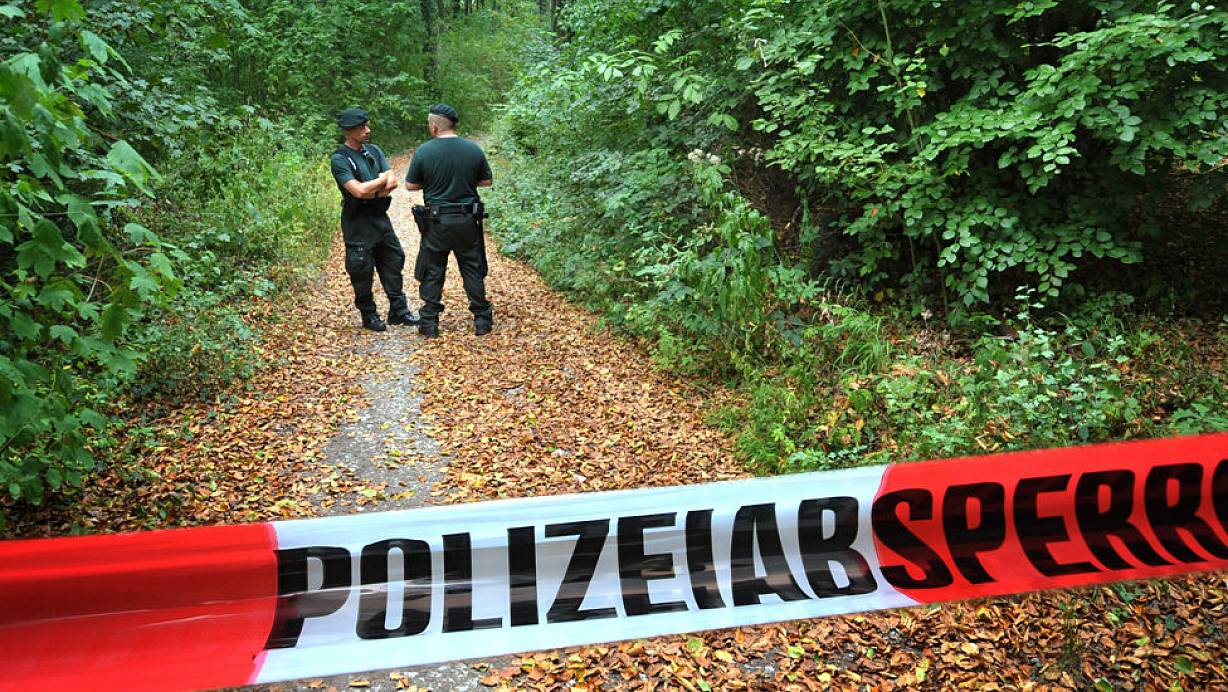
345, 168, 398, 199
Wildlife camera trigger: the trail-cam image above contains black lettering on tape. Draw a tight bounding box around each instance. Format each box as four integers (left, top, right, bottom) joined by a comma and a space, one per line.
356, 539, 432, 639
685, 509, 726, 610
942, 483, 1005, 584
1014, 475, 1099, 577
508, 526, 539, 627
872, 489, 954, 589
1145, 463, 1228, 562
797, 497, 877, 596
545, 520, 617, 623
618, 513, 688, 616
1075, 470, 1168, 570
266, 546, 351, 649
1215, 460, 1228, 536
730, 503, 809, 605
443, 533, 502, 632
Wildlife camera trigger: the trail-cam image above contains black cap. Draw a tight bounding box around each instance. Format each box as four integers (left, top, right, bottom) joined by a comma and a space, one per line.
429, 103, 459, 124
336, 107, 369, 129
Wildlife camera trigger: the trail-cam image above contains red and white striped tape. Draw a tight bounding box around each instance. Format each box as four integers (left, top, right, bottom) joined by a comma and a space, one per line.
2, 433, 1226, 690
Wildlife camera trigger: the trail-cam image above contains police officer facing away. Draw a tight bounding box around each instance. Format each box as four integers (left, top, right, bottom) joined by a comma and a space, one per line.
331, 108, 419, 332
404, 104, 494, 337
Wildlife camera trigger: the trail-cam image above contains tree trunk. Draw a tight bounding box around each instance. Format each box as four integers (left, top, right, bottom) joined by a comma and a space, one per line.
420, 0, 437, 88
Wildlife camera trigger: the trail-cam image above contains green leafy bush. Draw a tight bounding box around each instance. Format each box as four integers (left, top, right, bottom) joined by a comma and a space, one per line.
125, 128, 336, 403
501, 0, 1228, 305
494, 0, 1228, 474
1, 5, 174, 503
437, 5, 545, 133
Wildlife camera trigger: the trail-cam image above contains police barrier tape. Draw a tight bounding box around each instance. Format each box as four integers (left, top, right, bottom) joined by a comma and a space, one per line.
2, 434, 1227, 690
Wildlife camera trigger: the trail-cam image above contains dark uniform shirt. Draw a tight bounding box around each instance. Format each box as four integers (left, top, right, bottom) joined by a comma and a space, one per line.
405, 137, 492, 206
330, 143, 390, 194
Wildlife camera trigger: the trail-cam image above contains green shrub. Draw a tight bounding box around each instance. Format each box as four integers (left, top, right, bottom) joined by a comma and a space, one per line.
437, 5, 545, 133
502, 0, 1228, 306
1, 9, 173, 505
125, 128, 337, 403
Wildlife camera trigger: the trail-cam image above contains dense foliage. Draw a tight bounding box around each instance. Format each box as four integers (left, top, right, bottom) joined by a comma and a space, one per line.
2, 0, 534, 510
492, 0, 1228, 469
501, 0, 1228, 304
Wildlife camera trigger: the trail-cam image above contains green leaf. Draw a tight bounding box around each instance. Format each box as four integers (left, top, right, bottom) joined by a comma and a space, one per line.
99, 302, 129, 341
9, 310, 42, 341
105, 141, 159, 196
1173, 656, 1195, 674
129, 268, 160, 298
124, 222, 158, 245
49, 324, 77, 344
34, 0, 84, 21
0, 5, 23, 19
80, 30, 109, 65
37, 281, 77, 311
147, 251, 175, 279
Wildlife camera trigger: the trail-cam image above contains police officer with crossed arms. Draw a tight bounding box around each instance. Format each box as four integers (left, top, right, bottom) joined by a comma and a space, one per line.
404, 104, 494, 337
331, 107, 419, 332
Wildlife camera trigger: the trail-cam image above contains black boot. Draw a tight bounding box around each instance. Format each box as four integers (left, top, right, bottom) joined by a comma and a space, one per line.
362, 313, 387, 332
388, 310, 420, 326
474, 318, 492, 336
418, 322, 439, 338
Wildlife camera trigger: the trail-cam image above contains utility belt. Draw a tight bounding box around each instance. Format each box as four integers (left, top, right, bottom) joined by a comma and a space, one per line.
411, 201, 484, 233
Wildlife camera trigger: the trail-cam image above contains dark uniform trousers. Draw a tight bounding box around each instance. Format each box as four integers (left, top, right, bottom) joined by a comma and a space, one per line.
341, 199, 409, 317
414, 211, 492, 327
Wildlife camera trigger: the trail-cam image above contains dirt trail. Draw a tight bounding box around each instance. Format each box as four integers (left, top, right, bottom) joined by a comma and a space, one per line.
261, 162, 492, 692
